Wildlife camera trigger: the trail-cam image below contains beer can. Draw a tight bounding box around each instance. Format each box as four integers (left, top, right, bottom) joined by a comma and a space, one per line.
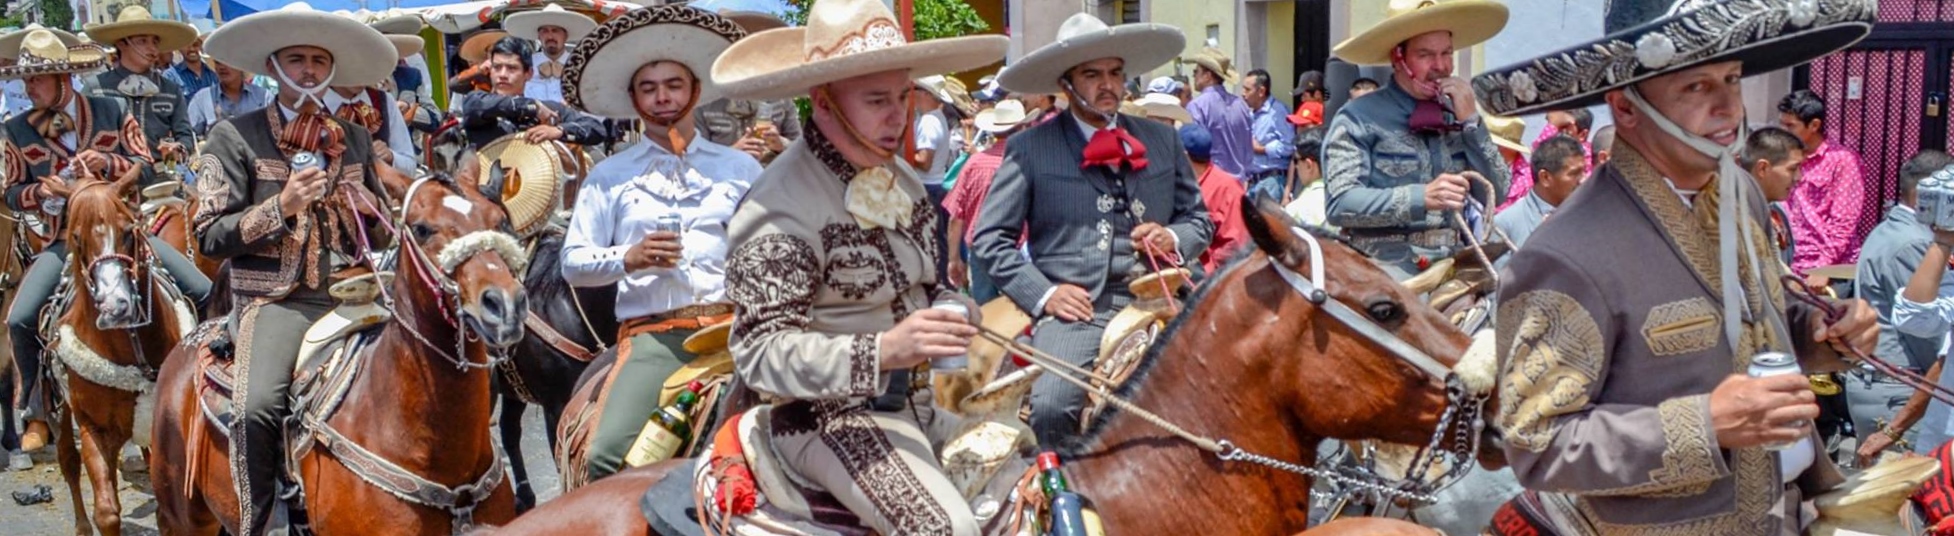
652, 213, 683, 235
1937, 177, 1954, 230
929, 298, 972, 372
1747, 352, 1804, 451
1919, 176, 1943, 227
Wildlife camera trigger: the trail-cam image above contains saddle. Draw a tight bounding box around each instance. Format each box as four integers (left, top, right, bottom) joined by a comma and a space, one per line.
557, 321, 738, 490
1081, 268, 1191, 432
192, 275, 393, 437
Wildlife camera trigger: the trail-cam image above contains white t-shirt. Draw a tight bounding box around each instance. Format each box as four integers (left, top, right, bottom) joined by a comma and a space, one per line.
913, 109, 954, 185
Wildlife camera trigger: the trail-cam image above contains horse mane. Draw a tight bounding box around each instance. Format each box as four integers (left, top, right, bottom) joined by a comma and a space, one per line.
63, 182, 135, 246
523, 226, 571, 304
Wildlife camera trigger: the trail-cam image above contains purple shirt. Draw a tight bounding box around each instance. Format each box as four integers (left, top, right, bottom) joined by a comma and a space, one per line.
1187, 85, 1255, 177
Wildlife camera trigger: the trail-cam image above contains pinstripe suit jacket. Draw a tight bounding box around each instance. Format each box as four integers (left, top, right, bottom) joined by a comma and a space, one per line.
972, 111, 1212, 316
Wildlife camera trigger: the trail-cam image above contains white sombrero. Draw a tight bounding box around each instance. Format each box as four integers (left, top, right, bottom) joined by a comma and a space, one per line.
711, 0, 1007, 102
504, 4, 597, 42
1135, 92, 1192, 125
205, 3, 399, 88
0, 29, 108, 80
369, 13, 425, 36
564, 5, 744, 120
975, 99, 1027, 133
85, 5, 198, 53
0, 24, 82, 61
997, 13, 1183, 95
1333, 0, 1508, 65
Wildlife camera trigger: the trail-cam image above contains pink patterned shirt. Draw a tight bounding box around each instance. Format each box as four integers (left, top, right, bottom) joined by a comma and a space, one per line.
1787, 140, 1868, 274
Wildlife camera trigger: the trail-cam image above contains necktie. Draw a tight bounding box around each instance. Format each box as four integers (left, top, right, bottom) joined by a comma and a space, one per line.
844, 167, 914, 230
280, 104, 347, 160
117, 75, 160, 98
1409, 99, 1462, 135
334, 101, 383, 136
1081, 127, 1149, 171
30, 109, 73, 142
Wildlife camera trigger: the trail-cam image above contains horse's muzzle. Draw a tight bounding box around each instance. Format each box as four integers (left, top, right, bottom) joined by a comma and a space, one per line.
466, 287, 527, 349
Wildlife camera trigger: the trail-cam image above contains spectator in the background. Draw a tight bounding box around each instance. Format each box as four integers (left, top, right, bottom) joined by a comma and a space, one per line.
1184, 47, 1254, 176
1540, 107, 1594, 160
911, 75, 960, 285
1181, 123, 1248, 274
1348, 77, 1379, 99
1591, 124, 1617, 167
1148, 75, 1189, 106
943, 99, 1027, 302
1851, 151, 1954, 463
164, 34, 216, 106
1781, 88, 1871, 274
1745, 126, 1807, 268
1283, 127, 1330, 227
1487, 115, 1532, 211
185, 59, 269, 137
1287, 70, 1326, 129
1243, 68, 1295, 194
1495, 135, 1588, 249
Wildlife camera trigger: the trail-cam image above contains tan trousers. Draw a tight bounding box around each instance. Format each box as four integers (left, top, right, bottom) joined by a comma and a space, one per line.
770, 393, 978, 536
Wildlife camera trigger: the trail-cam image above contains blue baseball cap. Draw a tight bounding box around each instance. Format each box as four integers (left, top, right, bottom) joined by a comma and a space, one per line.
1178, 123, 1213, 161
1148, 76, 1183, 95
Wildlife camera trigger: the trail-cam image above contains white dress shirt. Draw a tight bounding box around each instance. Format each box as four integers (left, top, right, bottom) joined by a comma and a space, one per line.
325, 89, 416, 175
523, 49, 571, 104
562, 136, 763, 320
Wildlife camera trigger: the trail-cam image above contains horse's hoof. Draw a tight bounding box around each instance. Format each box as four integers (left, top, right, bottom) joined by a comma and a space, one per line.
6, 451, 28, 471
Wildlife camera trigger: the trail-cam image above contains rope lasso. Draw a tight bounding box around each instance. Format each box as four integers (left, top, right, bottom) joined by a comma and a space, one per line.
975, 325, 1220, 452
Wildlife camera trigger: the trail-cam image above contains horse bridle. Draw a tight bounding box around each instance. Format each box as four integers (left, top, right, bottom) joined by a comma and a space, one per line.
71, 181, 156, 330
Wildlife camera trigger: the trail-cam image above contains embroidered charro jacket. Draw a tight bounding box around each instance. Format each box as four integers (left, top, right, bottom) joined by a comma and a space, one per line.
724, 119, 944, 410
83, 66, 195, 150
1322, 80, 1508, 255
1, 95, 153, 223
191, 107, 390, 299
1494, 144, 1846, 535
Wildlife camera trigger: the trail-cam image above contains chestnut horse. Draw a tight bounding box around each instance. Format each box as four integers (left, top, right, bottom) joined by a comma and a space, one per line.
1, 190, 33, 456
482, 197, 1499, 535
150, 170, 528, 535
45, 174, 192, 536
496, 229, 616, 511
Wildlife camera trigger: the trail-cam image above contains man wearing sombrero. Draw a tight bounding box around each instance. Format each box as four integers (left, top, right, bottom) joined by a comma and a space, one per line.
1477, 0, 1884, 533
504, 4, 593, 105
942, 98, 1028, 303
0, 28, 211, 458
458, 36, 610, 150
324, 19, 422, 176
557, 4, 758, 484
980, 13, 1210, 446
82, 5, 196, 164
712, 0, 1005, 531
195, 5, 398, 532
695, 10, 801, 163
1322, 0, 1511, 279
0, 24, 81, 120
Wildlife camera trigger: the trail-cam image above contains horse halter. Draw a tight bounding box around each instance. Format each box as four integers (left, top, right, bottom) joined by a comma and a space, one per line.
356, 177, 530, 372
71, 182, 153, 330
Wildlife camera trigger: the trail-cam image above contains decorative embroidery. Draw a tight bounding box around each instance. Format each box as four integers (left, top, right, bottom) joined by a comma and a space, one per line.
89, 132, 118, 152
238, 201, 285, 247
821, 224, 892, 300
846, 334, 878, 397
1497, 289, 1605, 452
726, 232, 824, 374
1644, 395, 1720, 497
561, 5, 747, 113
1097, 194, 1115, 214
190, 153, 230, 237
806, 18, 906, 61
805, 118, 859, 181
230, 300, 265, 534
253, 159, 291, 183
1578, 449, 1778, 535
1095, 220, 1112, 252
1616, 147, 1720, 295
18, 143, 50, 167
1641, 297, 1721, 356
815, 401, 955, 533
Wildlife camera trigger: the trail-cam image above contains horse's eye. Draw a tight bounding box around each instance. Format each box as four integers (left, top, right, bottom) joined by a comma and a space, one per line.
411, 223, 437, 242
1366, 299, 1404, 324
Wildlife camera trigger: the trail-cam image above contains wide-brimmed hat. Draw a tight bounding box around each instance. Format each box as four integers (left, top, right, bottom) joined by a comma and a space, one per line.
1333, 0, 1508, 66
721, 10, 788, 34
1135, 92, 1192, 125
386, 35, 423, 59
997, 13, 1182, 95
86, 5, 198, 52
1485, 115, 1529, 154
460, 30, 506, 64
0, 29, 108, 80
1181, 47, 1239, 84
712, 0, 1007, 102
369, 13, 424, 35
477, 134, 566, 236
205, 3, 399, 88
976, 99, 1027, 133
915, 75, 956, 104
1473, 0, 1875, 116
505, 4, 597, 42
0, 24, 82, 60
564, 5, 744, 120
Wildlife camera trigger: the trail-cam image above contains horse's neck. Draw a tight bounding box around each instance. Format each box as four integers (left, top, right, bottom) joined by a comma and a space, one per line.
345, 256, 496, 476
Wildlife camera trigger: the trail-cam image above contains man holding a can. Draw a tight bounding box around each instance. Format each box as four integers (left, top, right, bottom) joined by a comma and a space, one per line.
1476, 0, 1882, 533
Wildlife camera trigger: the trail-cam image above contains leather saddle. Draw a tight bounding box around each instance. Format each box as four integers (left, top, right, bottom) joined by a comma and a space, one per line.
193, 274, 392, 437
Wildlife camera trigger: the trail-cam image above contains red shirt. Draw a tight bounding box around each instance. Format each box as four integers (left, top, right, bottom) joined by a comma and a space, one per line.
942, 143, 1009, 244
1197, 164, 1249, 274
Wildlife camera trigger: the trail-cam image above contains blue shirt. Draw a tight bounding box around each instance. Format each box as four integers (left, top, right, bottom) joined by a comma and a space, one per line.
1248, 98, 1294, 177
163, 62, 218, 105
186, 83, 272, 136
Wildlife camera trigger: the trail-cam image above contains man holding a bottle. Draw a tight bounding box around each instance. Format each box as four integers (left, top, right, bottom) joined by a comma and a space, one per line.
557, 5, 759, 483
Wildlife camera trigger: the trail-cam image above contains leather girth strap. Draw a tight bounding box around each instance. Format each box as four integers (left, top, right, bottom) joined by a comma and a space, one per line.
525, 309, 597, 362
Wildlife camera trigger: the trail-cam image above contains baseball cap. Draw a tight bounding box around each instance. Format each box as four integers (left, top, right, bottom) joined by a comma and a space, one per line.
1178, 123, 1213, 160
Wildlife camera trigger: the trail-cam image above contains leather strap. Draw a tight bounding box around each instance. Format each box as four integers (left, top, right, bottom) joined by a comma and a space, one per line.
523, 310, 597, 363
305, 415, 505, 535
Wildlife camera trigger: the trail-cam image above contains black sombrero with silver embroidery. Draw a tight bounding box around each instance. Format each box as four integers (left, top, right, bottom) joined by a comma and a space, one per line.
1472, 0, 1876, 116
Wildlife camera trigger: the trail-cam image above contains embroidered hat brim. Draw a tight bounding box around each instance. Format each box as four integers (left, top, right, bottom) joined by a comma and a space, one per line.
713, 27, 1007, 102
460, 31, 506, 65
0, 25, 81, 63
565, 5, 745, 119
1472, 0, 1876, 116
0, 48, 108, 80
997, 19, 1185, 95
476, 134, 564, 236
206, 5, 400, 88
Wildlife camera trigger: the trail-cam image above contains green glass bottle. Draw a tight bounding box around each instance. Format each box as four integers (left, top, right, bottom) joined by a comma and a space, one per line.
624, 381, 703, 466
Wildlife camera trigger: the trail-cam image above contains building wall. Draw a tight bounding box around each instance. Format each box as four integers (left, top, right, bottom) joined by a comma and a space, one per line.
1145, 0, 1241, 82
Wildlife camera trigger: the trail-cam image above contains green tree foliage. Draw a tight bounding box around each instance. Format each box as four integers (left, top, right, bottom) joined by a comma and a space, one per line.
780, 0, 992, 119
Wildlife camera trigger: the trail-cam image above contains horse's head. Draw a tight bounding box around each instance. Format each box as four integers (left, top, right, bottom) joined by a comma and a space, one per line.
65, 174, 145, 329
1232, 196, 1502, 467
396, 163, 528, 349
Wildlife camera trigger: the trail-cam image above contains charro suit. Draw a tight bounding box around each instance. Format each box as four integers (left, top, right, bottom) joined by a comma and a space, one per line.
971, 111, 1212, 445
84, 66, 195, 150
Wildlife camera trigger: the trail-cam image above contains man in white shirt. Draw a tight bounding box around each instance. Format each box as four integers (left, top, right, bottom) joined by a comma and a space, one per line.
503, 4, 594, 105
558, 6, 756, 482
910, 75, 958, 283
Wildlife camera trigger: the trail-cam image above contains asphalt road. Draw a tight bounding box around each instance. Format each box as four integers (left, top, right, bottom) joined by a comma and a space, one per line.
0, 403, 561, 535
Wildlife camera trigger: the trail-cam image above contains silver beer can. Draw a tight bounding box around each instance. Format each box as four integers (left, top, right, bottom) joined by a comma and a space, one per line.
929, 298, 972, 372
1919, 176, 1943, 227
1747, 352, 1804, 451
1937, 178, 1954, 230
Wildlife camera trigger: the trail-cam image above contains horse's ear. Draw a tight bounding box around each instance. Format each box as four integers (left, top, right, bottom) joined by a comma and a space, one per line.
480, 162, 509, 202
372, 161, 414, 204
1240, 192, 1309, 268
111, 163, 142, 198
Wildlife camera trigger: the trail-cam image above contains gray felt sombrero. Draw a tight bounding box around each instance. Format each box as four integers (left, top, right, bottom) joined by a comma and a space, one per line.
996, 13, 1184, 95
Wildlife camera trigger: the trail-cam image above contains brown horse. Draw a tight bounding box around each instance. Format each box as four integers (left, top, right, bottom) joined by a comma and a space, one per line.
149, 169, 528, 535
1, 183, 34, 455
481, 197, 1500, 535
45, 173, 191, 536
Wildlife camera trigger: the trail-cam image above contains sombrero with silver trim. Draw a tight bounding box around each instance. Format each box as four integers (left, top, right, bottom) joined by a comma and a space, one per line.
1333, 0, 1508, 66
997, 13, 1183, 95
711, 0, 1007, 102
85, 5, 198, 53
565, 5, 744, 120
0, 24, 82, 61
1472, 0, 1876, 116
504, 4, 597, 42
0, 29, 108, 80
206, 3, 399, 88
476, 134, 566, 237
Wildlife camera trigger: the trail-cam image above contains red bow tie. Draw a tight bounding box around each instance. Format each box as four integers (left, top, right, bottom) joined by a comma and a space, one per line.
1082, 127, 1148, 171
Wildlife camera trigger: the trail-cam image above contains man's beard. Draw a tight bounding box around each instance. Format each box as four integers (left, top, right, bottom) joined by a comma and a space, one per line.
544, 43, 563, 56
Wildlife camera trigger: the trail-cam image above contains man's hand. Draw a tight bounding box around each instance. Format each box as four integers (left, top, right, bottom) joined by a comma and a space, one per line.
276, 166, 330, 216
1424, 172, 1471, 212
1934, 228, 1954, 250
37, 174, 74, 201
622, 230, 684, 273
1710, 374, 1818, 449
732, 135, 770, 161
1436, 77, 1478, 120
533, 103, 559, 126
157, 141, 185, 160
1857, 429, 1901, 467
1130, 222, 1175, 255
1043, 284, 1093, 322
947, 256, 969, 289
524, 124, 565, 144
72, 150, 109, 174
1811, 298, 1879, 358
878, 308, 976, 371
752, 123, 787, 153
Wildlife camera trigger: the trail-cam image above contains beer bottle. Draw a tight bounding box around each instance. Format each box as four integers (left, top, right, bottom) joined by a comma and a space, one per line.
624, 381, 704, 467
1038, 452, 1090, 536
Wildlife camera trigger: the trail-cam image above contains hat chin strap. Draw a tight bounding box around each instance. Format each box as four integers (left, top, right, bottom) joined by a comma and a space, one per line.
814, 86, 908, 164
272, 59, 336, 112
1623, 85, 1789, 353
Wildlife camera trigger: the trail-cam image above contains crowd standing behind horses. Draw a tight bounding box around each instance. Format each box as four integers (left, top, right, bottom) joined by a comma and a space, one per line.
0, 0, 1947, 535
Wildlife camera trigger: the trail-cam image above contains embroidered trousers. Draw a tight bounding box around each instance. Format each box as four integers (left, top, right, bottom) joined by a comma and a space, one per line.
772, 395, 978, 536
229, 289, 333, 536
